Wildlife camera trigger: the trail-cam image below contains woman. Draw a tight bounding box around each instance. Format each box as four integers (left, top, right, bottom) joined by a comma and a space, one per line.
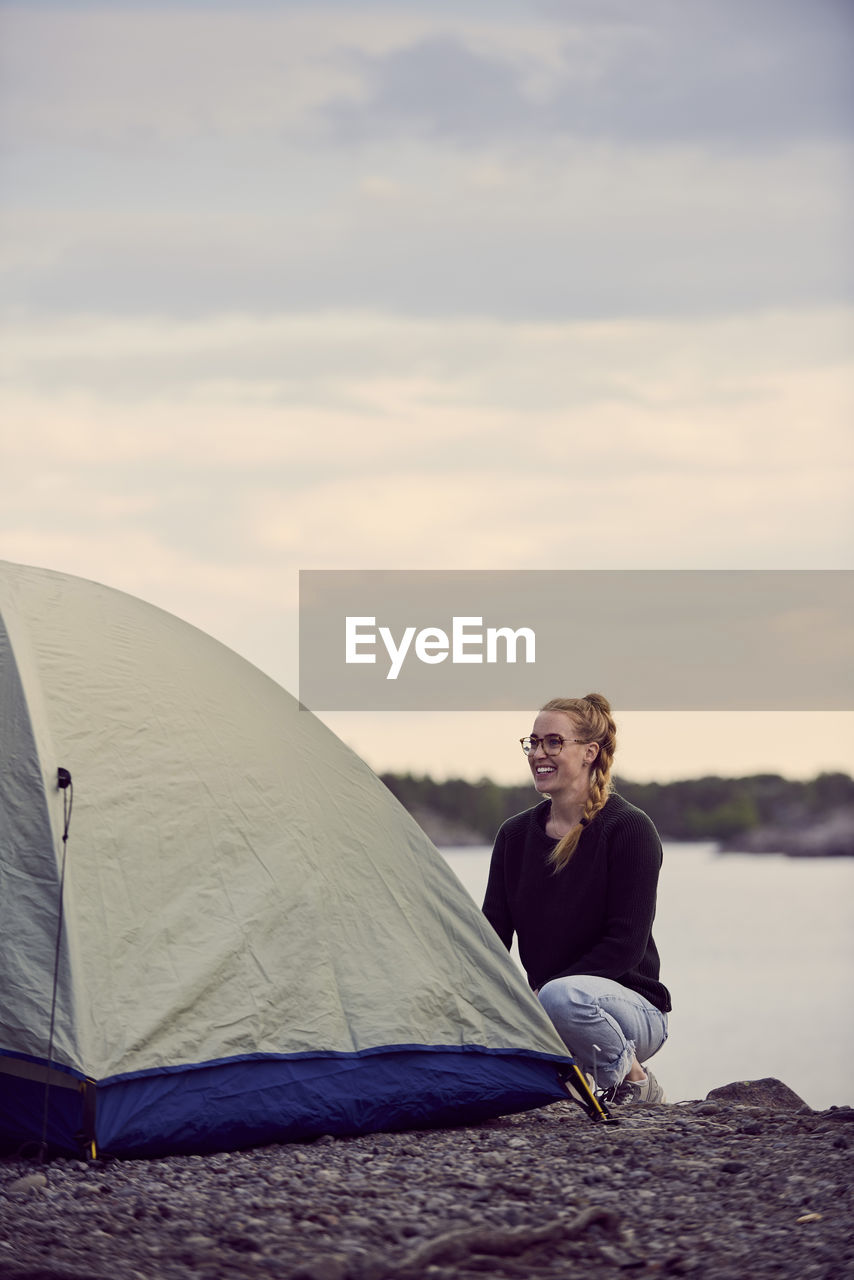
482, 693, 671, 1104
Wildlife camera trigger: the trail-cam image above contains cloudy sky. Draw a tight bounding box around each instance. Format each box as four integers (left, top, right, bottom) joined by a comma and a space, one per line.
1, 0, 852, 784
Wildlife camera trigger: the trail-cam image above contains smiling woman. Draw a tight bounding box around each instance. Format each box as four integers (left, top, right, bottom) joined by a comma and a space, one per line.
482, 693, 672, 1108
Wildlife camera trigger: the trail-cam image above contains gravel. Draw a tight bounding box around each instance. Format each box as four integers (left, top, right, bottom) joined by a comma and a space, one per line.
1, 1080, 851, 1280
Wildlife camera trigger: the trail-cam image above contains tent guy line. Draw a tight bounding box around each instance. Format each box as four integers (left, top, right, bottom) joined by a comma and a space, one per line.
35, 767, 79, 1162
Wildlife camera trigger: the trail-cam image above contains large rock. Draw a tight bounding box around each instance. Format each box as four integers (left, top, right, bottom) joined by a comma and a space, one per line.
705, 1077, 810, 1109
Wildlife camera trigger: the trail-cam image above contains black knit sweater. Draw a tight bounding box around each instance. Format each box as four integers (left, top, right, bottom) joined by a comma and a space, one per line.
482, 792, 671, 1012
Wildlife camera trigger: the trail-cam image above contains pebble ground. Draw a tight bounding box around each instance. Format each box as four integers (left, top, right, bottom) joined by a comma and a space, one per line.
1, 1083, 851, 1280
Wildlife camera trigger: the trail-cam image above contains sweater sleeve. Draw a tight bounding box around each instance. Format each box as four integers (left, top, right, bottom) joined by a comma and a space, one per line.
481, 825, 514, 950
551, 809, 662, 983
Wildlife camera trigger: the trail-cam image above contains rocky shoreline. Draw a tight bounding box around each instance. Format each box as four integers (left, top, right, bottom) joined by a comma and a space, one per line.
718, 807, 854, 858
1, 1079, 851, 1280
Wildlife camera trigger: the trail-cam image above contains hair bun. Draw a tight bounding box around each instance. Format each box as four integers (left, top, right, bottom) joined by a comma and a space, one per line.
583, 692, 612, 714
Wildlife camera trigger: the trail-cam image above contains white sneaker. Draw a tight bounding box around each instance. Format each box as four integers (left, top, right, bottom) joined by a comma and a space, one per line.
606, 1067, 667, 1105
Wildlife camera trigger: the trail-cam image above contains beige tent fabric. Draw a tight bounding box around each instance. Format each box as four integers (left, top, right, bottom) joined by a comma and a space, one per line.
0, 561, 568, 1082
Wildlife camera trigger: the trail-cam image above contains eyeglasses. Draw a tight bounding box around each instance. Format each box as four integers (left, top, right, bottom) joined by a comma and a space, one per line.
520, 734, 586, 756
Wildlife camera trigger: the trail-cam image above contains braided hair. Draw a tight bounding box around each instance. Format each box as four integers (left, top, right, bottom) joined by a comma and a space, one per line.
541, 692, 617, 872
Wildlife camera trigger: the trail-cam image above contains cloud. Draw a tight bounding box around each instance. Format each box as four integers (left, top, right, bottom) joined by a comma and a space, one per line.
0, 5, 423, 146
3, 3, 850, 151
3, 308, 852, 572
1, 5, 850, 325
323, 3, 854, 146
324, 36, 539, 142
3, 140, 850, 321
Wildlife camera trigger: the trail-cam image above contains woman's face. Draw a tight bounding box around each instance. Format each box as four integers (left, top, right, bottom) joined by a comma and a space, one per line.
527, 709, 596, 798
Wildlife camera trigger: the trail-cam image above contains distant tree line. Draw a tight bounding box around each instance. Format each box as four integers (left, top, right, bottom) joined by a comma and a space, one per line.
379, 770, 854, 844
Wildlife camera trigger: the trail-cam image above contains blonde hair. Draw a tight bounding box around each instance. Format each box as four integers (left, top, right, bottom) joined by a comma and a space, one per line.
541, 692, 617, 872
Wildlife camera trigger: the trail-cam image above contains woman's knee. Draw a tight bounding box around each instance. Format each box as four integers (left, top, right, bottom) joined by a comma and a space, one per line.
538, 977, 597, 1020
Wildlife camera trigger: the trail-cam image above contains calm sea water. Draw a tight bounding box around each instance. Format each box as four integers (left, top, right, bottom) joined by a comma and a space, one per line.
441, 842, 854, 1111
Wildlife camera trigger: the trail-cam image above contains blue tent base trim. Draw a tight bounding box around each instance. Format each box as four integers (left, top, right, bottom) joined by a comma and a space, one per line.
1, 1048, 572, 1158
0, 1077, 87, 1159
0, 1052, 92, 1158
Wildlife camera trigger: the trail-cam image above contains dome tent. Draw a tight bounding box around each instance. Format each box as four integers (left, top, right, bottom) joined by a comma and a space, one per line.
0, 561, 580, 1158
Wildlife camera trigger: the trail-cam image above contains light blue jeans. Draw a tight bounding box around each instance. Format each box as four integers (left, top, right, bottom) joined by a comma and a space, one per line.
538, 975, 668, 1091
